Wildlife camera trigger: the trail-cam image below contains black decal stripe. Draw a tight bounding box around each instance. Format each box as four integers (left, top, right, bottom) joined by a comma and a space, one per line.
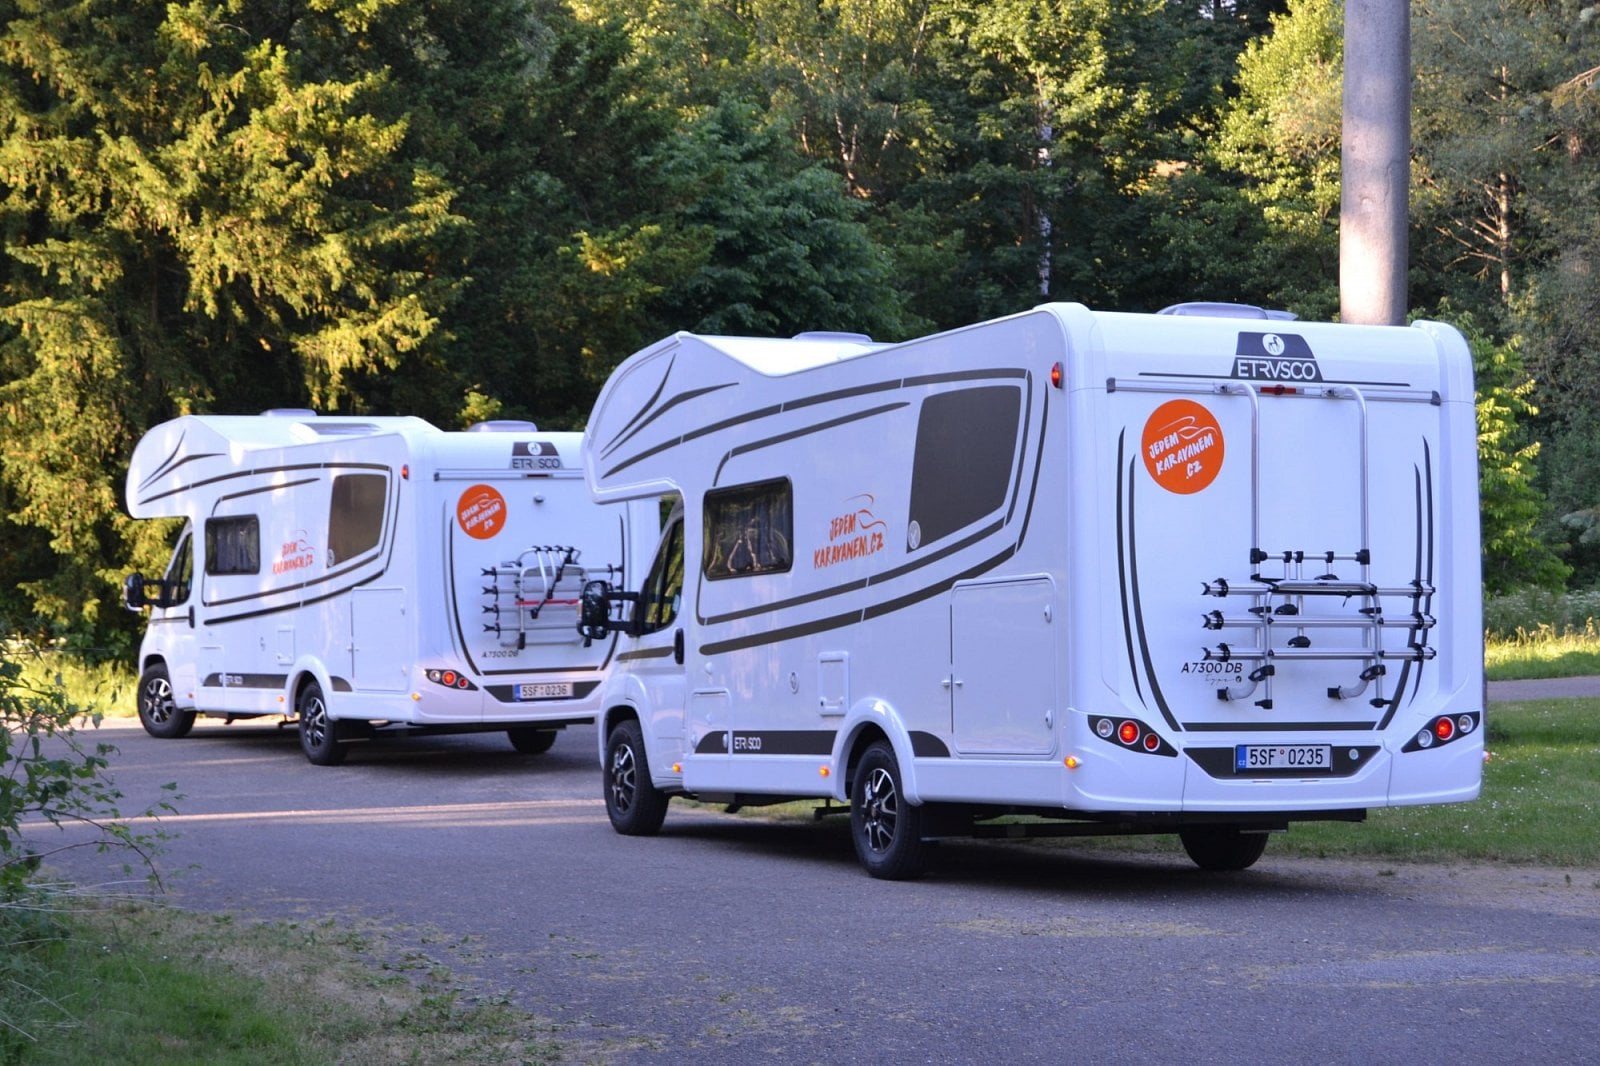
140, 460, 389, 509
201, 672, 288, 690
204, 548, 383, 606
1126, 455, 1180, 731
699, 550, 1011, 656
618, 646, 676, 663
909, 731, 951, 757
603, 369, 1030, 482
1378, 457, 1425, 730
602, 404, 784, 480
1003, 375, 1034, 526
204, 464, 401, 610
203, 573, 384, 626
602, 381, 737, 461
137, 429, 189, 492
712, 402, 907, 486
140, 451, 226, 496
903, 368, 1027, 387
697, 381, 1042, 625
1115, 431, 1148, 709
1014, 377, 1049, 549
1417, 440, 1436, 701
1379, 441, 1437, 727
217, 477, 317, 505
601, 352, 677, 456
699, 516, 1005, 626
729, 730, 836, 756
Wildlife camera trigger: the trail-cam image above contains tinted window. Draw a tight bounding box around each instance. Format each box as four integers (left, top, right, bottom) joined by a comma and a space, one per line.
906, 386, 1021, 550
635, 517, 685, 634
704, 479, 793, 579
165, 528, 193, 603
205, 516, 260, 575
327, 473, 387, 566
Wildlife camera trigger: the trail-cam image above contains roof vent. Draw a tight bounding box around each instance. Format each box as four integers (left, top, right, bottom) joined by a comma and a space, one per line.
792, 330, 874, 343
1158, 302, 1297, 321
468, 419, 540, 433
261, 408, 319, 417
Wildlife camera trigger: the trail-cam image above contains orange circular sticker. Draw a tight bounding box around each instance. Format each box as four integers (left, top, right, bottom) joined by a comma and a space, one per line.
1141, 399, 1224, 494
456, 484, 507, 539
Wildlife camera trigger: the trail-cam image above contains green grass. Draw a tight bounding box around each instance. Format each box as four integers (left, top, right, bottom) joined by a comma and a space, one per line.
1242, 697, 1598, 865
1485, 626, 1600, 680
10, 646, 136, 720
1, 900, 572, 1065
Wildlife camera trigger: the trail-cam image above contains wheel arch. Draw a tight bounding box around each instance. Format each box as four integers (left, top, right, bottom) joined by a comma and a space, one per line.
838, 698, 921, 805
287, 659, 336, 718
596, 700, 642, 766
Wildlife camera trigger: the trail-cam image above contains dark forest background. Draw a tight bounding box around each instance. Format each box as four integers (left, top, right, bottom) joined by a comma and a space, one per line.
2, 0, 1595, 651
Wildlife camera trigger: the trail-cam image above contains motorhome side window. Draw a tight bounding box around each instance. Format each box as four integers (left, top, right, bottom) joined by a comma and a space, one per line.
906, 385, 1021, 550
636, 516, 685, 633
327, 473, 387, 565
703, 479, 793, 579
204, 515, 260, 575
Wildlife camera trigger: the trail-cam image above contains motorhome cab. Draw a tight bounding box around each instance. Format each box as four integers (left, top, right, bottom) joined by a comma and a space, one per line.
123, 412, 656, 764
577, 302, 1484, 878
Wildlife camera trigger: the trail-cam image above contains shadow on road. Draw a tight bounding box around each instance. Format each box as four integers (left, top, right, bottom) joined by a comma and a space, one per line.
650, 807, 1344, 902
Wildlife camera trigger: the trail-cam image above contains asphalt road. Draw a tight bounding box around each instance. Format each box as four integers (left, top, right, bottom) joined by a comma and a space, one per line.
23, 716, 1600, 1065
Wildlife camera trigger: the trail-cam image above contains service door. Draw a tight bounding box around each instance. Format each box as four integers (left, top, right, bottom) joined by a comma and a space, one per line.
351, 587, 409, 693
950, 577, 1057, 755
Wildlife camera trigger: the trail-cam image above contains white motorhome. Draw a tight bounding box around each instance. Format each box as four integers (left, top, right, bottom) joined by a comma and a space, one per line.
576, 302, 1485, 878
123, 412, 656, 764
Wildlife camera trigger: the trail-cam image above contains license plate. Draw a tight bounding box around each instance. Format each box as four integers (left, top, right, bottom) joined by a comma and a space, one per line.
1235, 744, 1332, 772
517, 682, 574, 701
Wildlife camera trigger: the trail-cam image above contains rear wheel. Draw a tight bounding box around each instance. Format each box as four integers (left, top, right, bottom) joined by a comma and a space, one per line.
506, 727, 558, 754
1179, 827, 1269, 871
297, 680, 347, 766
850, 741, 927, 880
603, 718, 667, 835
136, 663, 196, 739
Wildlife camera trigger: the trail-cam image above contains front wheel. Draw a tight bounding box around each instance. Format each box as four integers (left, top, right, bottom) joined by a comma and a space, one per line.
296, 680, 347, 766
1179, 827, 1269, 871
850, 741, 927, 880
603, 718, 668, 835
136, 662, 196, 739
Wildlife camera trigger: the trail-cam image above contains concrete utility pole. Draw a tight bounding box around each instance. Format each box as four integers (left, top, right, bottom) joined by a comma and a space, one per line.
1340, 0, 1411, 325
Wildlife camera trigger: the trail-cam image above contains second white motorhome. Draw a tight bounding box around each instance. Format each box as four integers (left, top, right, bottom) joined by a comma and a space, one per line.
577, 302, 1485, 878
124, 412, 656, 764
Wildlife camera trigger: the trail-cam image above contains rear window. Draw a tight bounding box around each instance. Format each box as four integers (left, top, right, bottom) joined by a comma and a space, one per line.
328, 473, 387, 565
906, 386, 1021, 550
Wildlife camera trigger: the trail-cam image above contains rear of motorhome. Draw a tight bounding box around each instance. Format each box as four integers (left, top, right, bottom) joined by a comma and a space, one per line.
124, 412, 656, 764
577, 302, 1484, 877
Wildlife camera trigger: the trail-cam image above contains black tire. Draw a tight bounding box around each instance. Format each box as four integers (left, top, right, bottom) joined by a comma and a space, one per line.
136, 662, 196, 739
1179, 827, 1269, 871
296, 679, 347, 766
506, 727, 558, 755
603, 718, 668, 835
850, 741, 927, 880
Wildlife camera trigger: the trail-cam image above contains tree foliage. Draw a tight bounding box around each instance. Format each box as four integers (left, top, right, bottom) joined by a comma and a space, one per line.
0, 0, 1596, 639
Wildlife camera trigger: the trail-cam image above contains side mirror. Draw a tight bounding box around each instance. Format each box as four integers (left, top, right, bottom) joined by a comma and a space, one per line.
578, 580, 640, 645
578, 580, 613, 644
123, 573, 148, 611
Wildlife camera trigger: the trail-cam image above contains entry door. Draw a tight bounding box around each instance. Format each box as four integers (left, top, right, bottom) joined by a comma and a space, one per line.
950, 578, 1058, 755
